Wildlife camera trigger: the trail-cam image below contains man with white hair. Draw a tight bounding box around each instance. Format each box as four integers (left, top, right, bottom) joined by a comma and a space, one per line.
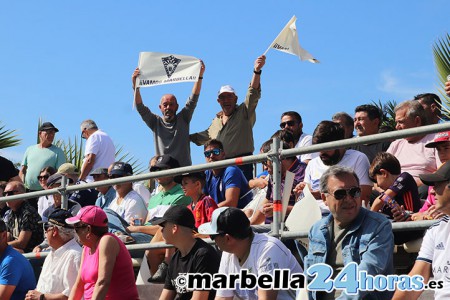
79, 119, 115, 182
190, 55, 266, 180
25, 209, 81, 300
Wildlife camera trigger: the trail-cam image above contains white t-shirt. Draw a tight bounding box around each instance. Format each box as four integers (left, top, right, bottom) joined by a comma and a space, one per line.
417, 216, 450, 300
133, 182, 151, 206
37, 238, 81, 296
37, 195, 54, 217
217, 233, 303, 300
83, 129, 115, 182
304, 149, 372, 212
295, 133, 318, 162
108, 190, 148, 222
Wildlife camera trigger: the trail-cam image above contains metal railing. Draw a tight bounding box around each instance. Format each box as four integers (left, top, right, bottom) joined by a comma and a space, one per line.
3, 122, 450, 260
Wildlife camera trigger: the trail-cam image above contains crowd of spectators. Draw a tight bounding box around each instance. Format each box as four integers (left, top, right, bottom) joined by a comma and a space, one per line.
0, 61, 449, 299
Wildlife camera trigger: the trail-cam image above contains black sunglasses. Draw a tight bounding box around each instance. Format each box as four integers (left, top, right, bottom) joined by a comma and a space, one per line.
37, 175, 50, 181
4, 190, 19, 196
280, 120, 296, 128
210, 233, 225, 241
74, 224, 88, 232
328, 187, 361, 200
204, 148, 222, 158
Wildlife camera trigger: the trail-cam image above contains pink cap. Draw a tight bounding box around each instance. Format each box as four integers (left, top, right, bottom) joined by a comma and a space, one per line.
425, 131, 450, 148
66, 206, 108, 227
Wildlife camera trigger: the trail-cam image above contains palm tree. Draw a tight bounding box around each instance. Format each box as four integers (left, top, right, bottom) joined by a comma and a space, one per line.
37, 119, 145, 174
0, 121, 21, 149
433, 33, 450, 119
371, 100, 397, 132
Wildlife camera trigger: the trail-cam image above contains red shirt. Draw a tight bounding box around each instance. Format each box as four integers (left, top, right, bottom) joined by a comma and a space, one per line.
188, 195, 218, 228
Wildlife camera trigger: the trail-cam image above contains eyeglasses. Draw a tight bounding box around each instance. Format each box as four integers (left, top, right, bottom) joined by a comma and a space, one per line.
4, 190, 19, 196
328, 187, 361, 200
204, 148, 222, 158
37, 175, 50, 181
44, 225, 54, 233
279, 120, 297, 128
74, 225, 88, 232
81, 129, 87, 140
218, 94, 235, 100
210, 233, 225, 241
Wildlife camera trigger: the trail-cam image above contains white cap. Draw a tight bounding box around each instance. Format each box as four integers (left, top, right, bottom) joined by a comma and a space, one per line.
218, 85, 236, 96
197, 207, 229, 235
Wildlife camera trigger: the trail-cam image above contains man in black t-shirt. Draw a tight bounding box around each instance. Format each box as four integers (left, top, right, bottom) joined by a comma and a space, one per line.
153, 205, 220, 300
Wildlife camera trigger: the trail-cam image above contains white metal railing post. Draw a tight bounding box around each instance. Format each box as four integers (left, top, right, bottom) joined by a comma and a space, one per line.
61, 175, 68, 210
271, 137, 282, 237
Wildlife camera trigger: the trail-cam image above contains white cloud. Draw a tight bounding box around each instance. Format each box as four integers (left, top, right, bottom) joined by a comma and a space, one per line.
377, 70, 435, 99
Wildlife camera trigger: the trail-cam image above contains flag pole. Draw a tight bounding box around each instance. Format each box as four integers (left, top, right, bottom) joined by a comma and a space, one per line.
133, 53, 142, 109
263, 15, 297, 55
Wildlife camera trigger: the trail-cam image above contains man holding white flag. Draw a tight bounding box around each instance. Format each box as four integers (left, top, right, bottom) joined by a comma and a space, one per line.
266, 15, 318, 63
131, 58, 205, 167
190, 55, 265, 181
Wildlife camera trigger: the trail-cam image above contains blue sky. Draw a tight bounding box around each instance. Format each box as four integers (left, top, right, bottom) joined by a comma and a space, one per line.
1, 1, 449, 170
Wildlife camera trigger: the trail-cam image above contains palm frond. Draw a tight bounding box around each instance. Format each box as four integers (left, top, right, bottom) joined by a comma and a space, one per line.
433, 33, 450, 120
0, 122, 21, 149
371, 99, 397, 132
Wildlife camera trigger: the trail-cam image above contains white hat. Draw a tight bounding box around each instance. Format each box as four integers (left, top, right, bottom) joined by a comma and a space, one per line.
198, 207, 229, 235
218, 85, 236, 96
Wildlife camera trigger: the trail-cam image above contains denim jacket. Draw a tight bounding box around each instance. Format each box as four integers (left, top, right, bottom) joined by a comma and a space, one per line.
305, 208, 394, 300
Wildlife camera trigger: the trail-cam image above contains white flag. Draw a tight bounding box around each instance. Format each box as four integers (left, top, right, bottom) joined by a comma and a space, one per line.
137, 52, 202, 88
265, 16, 319, 63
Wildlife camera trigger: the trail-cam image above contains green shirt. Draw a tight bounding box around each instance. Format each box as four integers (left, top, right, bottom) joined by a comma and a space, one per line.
147, 184, 191, 210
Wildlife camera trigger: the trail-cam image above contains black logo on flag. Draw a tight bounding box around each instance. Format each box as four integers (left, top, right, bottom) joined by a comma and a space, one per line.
161, 55, 181, 78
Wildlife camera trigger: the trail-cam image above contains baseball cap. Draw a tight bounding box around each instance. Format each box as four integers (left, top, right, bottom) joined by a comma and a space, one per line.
109, 162, 133, 176
149, 155, 180, 172
58, 163, 80, 175
198, 207, 251, 237
419, 161, 450, 186
89, 167, 109, 176
39, 122, 59, 132
218, 85, 236, 96
39, 208, 74, 228
152, 205, 195, 229
174, 171, 206, 184
66, 205, 108, 227
47, 173, 74, 188
425, 131, 450, 148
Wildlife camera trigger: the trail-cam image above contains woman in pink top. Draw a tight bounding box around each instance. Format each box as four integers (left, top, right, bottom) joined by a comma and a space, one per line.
67, 206, 139, 300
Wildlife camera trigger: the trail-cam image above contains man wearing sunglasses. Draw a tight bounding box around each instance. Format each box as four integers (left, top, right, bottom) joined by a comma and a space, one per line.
26, 209, 81, 300
190, 55, 266, 181
3, 181, 43, 253
203, 139, 252, 209
305, 165, 394, 300
280, 111, 317, 164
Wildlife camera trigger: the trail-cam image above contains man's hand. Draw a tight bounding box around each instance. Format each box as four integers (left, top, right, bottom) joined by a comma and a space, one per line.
199, 60, 205, 77
254, 55, 266, 72
392, 205, 411, 222
25, 290, 43, 300
132, 67, 140, 89
293, 182, 306, 198
261, 202, 274, 218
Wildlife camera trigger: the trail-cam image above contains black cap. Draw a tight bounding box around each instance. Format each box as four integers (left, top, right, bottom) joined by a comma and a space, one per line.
39, 122, 59, 132
39, 208, 74, 228
89, 167, 109, 176
150, 155, 180, 172
109, 162, 133, 176
174, 171, 206, 184
419, 161, 450, 186
47, 173, 74, 188
152, 205, 195, 229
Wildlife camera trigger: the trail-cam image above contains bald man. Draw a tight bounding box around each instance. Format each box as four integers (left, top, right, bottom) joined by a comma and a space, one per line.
131, 61, 205, 167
